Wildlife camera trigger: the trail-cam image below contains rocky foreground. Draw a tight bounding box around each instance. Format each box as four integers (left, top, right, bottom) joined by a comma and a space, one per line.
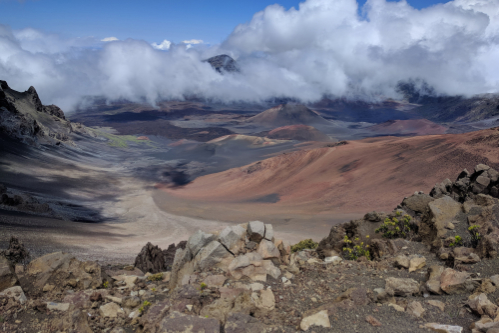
3, 165, 499, 332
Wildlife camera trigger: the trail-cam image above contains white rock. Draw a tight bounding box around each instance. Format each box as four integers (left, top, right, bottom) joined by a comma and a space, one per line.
424, 323, 462, 333
186, 304, 193, 311
324, 256, 343, 265
262, 260, 281, 279
300, 310, 331, 331
0, 286, 27, 305
47, 302, 70, 312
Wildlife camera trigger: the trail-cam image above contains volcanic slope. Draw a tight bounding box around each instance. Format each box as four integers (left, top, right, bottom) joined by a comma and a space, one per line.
246, 103, 332, 128
367, 119, 447, 136
159, 127, 499, 221
266, 124, 331, 141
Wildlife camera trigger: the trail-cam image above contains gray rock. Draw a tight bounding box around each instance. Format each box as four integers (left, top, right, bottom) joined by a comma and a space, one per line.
218, 226, 246, 253
0, 255, 18, 292
424, 323, 462, 333
440, 268, 478, 294
195, 241, 232, 271
394, 255, 410, 269
247, 221, 266, 243
385, 277, 420, 297
257, 239, 280, 259
264, 224, 274, 241
224, 313, 268, 333
47, 302, 70, 312
99, 302, 124, 318
188, 230, 216, 257
122, 296, 141, 309
158, 311, 220, 333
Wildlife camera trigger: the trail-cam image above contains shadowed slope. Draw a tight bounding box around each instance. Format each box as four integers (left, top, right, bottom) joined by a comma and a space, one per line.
267, 124, 331, 141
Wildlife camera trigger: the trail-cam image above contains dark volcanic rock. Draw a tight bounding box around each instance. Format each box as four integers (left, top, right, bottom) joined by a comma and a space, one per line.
42, 104, 66, 120
430, 164, 499, 202
134, 241, 187, 273
205, 54, 239, 73
1, 236, 30, 266
134, 242, 167, 274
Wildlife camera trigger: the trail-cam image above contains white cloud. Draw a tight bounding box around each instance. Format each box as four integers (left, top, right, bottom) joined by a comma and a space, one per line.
182, 39, 204, 44
101, 37, 119, 42
1, 0, 499, 112
151, 39, 172, 50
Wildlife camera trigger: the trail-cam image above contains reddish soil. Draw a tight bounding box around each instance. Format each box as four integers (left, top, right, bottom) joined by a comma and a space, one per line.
368, 119, 447, 136
267, 124, 330, 141
159, 128, 499, 220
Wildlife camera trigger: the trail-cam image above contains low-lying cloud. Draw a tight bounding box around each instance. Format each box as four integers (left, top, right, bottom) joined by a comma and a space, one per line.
1, 0, 499, 112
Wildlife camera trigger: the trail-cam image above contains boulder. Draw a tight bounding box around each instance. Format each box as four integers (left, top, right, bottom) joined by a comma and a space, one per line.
247, 221, 266, 243
194, 241, 232, 271
257, 239, 280, 259
99, 302, 124, 318
426, 196, 462, 240
409, 256, 426, 272
188, 230, 216, 257
203, 275, 227, 288
394, 255, 410, 269
264, 224, 274, 241
401, 193, 434, 214
139, 301, 170, 333
300, 310, 331, 331
253, 288, 275, 312
440, 268, 478, 294
218, 226, 246, 254
468, 293, 497, 317
385, 277, 420, 297
134, 242, 167, 274
406, 301, 425, 317
158, 311, 220, 333
0, 255, 18, 292
23, 252, 102, 294
0, 286, 26, 304
426, 265, 444, 294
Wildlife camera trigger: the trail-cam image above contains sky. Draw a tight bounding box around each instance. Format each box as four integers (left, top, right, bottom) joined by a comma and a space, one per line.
1, 0, 498, 111
1, 0, 451, 44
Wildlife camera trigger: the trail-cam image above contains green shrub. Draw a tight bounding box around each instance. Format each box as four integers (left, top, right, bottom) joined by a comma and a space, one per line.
342, 235, 371, 261
375, 215, 412, 239
139, 300, 152, 313
449, 235, 463, 247
102, 281, 109, 289
200, 282, 207, 290
147, 273, 164, 281
291, 239, 318, 252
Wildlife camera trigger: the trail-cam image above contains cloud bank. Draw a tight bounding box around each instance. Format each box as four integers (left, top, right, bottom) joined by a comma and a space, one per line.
1, 0, 499, 111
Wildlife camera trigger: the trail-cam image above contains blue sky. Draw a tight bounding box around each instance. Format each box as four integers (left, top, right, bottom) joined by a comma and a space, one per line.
0, 0, 450, 44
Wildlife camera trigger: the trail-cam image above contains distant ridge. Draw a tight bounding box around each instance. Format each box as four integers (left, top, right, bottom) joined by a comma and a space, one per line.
267, 124, 330, 141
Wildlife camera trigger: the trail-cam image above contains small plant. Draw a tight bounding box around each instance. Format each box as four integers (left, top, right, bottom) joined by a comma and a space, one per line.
138, 300, 152, 313
375, 215, 412, 239
449, 235, 463, 247
200, 282, 207, 290
396, 211, 401, 216
102, 281, 109, 289
291, 239, 318, 252
342, 235, 371, 261
151, 287, 156, 292
468, 225, 481, 248
147, 273, 164, 281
